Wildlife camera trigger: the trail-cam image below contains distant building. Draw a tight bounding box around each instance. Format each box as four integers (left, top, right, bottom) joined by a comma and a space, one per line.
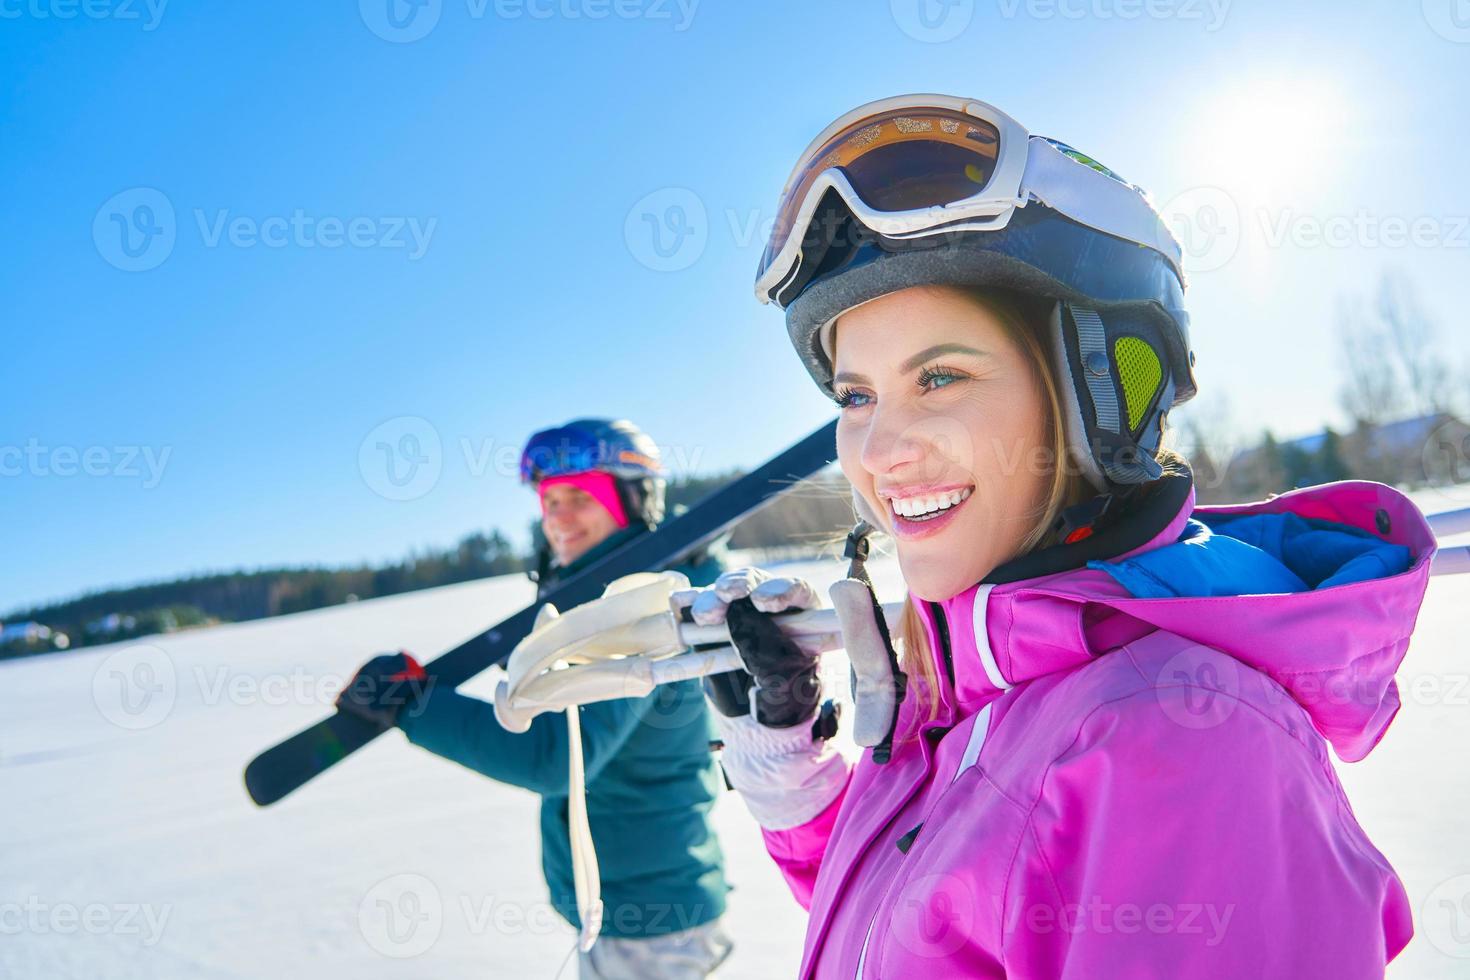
86, 613, 138, 638
1, 621, 53, 645
1364, 413, 1470, 487
1226, 412, 1470, 493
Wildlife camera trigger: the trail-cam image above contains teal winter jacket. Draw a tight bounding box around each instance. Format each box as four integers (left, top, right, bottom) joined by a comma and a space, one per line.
399, 526, 729, 938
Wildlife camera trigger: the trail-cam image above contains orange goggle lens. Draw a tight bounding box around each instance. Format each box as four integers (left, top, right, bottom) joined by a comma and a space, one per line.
762, 108, 1004, 270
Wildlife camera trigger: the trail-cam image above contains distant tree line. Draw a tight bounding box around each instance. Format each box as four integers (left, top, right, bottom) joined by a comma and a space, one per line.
2, 529, 523, 659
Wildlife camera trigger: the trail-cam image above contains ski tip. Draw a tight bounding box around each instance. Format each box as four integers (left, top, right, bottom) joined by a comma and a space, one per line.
243, 758, 284, 807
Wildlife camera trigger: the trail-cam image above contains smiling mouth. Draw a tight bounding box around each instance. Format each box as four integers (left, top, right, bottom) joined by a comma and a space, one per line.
886, 486, 973, 522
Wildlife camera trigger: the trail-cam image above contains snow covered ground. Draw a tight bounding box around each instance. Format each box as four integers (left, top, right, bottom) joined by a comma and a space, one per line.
3, 507, 1469, 978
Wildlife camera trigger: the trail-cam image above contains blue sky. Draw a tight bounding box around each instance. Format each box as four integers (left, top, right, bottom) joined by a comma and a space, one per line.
4, 0, 1468, 612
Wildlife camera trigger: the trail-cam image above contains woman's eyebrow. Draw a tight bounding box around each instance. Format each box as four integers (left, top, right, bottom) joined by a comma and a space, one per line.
832, 370, 872, 387
898, 343, 990, 373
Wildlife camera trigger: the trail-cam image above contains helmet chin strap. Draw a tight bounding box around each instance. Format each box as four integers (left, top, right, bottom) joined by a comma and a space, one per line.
829, 520, 907, 764
834, 481, 1139, 756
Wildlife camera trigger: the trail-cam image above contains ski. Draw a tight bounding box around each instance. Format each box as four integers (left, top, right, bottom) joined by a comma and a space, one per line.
243, 420, 838, 806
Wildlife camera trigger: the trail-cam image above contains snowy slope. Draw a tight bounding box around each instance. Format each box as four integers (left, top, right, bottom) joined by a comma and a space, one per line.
0, 559, 895, 980
3, 528, 1468, 978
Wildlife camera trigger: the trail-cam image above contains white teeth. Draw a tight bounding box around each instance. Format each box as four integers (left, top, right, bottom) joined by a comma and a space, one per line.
888, 487, 972, 520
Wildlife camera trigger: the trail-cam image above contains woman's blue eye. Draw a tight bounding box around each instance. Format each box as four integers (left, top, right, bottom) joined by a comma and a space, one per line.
917, 365, 967, 391
834, 387, 872, 409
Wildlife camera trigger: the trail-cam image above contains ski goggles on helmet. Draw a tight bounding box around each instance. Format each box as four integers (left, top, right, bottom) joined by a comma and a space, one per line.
518, 420, 662, 485
753, 93, 1184, 310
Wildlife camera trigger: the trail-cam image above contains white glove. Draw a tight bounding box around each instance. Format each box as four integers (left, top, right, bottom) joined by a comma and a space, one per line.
672, 567, 822, 626
675, 568, 847, 830
711, 712, 849, 830
674, 567, 824, 728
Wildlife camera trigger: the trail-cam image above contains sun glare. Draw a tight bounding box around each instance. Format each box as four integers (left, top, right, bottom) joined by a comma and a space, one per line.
1189, 77, 1347, 201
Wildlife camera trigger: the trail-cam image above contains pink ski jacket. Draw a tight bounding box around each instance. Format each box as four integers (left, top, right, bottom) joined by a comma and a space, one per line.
764, 475, 1434, 978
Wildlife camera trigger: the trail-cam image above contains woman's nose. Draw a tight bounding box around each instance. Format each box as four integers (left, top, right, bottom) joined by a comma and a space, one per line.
860, 404, 977, 482
859, 403, 926, 477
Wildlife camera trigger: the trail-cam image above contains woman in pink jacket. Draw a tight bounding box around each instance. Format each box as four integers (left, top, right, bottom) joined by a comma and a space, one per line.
683, 95, 1431, 977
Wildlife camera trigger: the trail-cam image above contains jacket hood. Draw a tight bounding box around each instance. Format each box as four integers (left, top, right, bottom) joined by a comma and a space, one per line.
911, 470, 1439, 762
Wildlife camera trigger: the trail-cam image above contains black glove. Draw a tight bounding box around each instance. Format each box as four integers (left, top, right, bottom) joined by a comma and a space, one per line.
680, 568, 823, 730
721, 597, 822, 728
336, 651, 431, 729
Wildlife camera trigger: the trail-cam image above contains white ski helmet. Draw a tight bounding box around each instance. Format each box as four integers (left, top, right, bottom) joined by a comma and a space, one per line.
754, 94, 1198, 493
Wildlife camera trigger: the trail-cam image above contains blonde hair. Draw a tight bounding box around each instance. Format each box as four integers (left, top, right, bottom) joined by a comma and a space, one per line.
888, 287, 1185, 722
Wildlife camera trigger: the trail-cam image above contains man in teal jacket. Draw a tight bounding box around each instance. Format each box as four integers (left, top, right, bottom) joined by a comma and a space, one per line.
339, 419, 732, 978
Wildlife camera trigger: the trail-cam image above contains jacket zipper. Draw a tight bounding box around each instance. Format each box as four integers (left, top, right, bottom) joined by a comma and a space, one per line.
929, 601, 957, 689
854, 604, 958, 978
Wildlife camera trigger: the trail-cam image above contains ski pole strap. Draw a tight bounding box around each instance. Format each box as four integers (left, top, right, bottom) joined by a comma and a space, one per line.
843, 521, 907, 765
